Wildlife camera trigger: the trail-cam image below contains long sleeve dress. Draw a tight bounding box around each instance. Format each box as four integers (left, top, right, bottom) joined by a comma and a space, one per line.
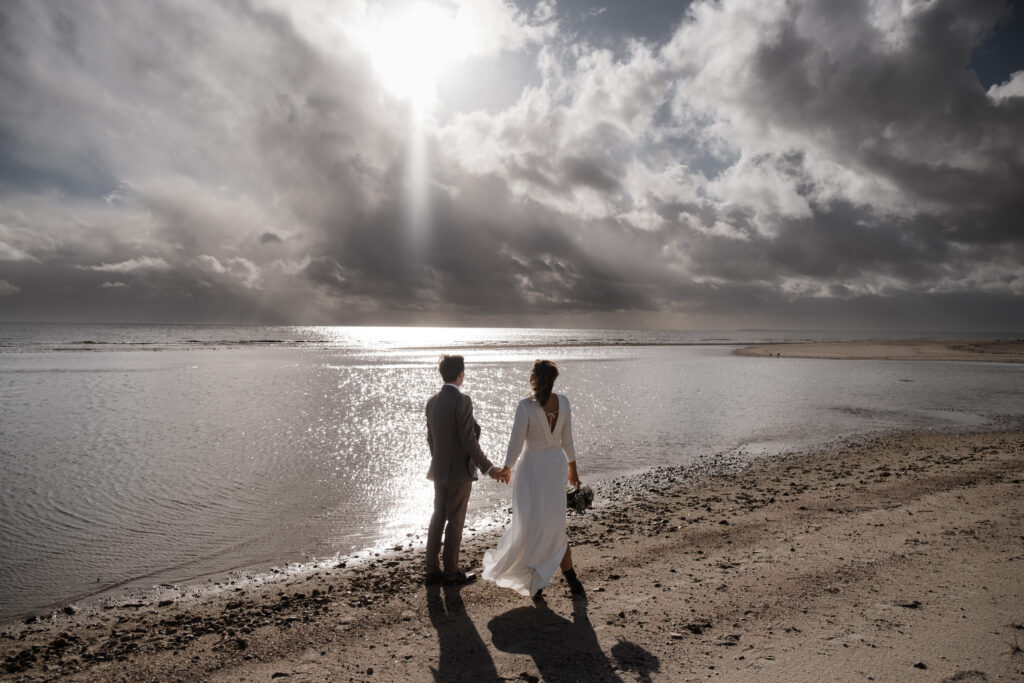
482, 393, 576, 596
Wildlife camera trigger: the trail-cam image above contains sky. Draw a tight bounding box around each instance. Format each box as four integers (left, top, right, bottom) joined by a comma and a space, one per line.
0, 0, 1022, 330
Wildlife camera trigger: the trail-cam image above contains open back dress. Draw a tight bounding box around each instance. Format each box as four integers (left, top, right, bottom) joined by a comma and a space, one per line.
482, 393, 576, 596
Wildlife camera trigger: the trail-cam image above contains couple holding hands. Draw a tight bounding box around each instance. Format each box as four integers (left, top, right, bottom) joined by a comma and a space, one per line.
424, 355, 585, 602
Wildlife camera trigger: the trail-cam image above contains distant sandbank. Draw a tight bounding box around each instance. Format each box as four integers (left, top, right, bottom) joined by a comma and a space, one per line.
735, 338, 1024, 362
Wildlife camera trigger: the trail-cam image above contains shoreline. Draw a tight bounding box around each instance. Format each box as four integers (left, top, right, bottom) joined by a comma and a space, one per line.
3, 426, 1023, 681
0, 446, 748, 628
735, 339, 1024, 362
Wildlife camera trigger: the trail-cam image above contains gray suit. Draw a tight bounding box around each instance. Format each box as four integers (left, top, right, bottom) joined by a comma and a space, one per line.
425, 384, 494, 576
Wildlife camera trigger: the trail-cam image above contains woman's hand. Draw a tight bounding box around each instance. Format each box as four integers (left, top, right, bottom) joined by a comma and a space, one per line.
568, 461, 580, 488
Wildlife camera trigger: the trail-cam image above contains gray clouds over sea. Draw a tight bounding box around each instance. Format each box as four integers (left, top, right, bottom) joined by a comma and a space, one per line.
0, 0, 1022, 329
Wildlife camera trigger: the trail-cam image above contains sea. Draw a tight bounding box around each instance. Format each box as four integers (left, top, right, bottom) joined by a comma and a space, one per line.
1, 324, 1022, 622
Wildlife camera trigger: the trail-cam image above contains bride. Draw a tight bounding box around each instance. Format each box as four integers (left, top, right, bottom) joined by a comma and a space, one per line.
482, 359, 585, 601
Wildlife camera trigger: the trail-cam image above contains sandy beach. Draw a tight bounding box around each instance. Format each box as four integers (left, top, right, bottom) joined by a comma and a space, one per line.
3, 427, 1022, 682
734, 339, 1024, 363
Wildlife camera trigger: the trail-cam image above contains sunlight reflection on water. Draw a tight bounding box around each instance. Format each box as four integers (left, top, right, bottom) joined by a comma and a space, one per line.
1, 327, 1022, 620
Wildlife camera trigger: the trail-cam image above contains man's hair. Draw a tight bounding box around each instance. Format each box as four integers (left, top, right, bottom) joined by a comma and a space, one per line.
439, 354, 465, 383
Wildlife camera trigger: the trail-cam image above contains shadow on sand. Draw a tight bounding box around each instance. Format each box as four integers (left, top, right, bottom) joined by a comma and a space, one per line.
488, 598, 660, 683
427, 584, 498, 682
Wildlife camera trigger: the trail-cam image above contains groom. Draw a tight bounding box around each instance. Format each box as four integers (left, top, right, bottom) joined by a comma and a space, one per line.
425, 354, 507, 585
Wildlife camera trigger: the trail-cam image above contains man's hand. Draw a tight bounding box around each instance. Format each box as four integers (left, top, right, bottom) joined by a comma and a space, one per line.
489, 466, 511, 484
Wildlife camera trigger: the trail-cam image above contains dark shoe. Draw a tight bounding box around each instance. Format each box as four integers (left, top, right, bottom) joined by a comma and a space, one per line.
563, 568, 585, 597
442, 571, 476, 586
531, 589, 545, 603
424, 571, 444, 586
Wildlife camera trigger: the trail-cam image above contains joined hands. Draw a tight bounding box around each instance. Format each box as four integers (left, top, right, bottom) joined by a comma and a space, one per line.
489, 466, 511, 484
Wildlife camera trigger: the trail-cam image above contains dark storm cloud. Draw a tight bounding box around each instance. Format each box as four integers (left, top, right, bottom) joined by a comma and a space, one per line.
682, 203, 949, 284
560, 156, 622, 192
0, 0, 1022, 328
0, 0, 411, 321
644, 0, 1024, 320
729, 0, 1024, 232
301, 162, 663, 318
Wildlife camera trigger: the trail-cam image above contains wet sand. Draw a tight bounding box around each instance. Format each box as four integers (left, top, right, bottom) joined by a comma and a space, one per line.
735, 339, 1024, 362
3, 428, 1023, 682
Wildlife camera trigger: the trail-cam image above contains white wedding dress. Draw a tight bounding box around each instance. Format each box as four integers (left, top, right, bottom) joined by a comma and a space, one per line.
482, 393, 576, 596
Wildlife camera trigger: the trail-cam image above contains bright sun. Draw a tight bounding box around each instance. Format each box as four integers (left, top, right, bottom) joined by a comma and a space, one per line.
366, 2, 478, 110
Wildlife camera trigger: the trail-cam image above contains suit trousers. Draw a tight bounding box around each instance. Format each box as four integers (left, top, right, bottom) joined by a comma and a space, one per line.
426, 480, 474, 575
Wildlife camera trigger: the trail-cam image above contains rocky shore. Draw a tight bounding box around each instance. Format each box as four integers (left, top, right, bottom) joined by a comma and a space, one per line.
3, 428, 1023, 682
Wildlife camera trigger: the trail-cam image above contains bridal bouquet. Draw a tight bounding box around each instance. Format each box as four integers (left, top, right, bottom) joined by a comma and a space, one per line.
566, 484, 594, 514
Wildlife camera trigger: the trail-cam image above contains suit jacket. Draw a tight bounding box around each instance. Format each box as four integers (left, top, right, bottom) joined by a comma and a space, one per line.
425, 384, 494, 484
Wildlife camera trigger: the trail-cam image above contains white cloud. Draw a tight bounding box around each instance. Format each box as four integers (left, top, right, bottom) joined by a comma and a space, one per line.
440, 40, 669, 223
447, 0, 558, 56
268, 257, 313, 276
987, 70, 1024, 101
226, 257, 262, 289
197, 254, 228, 274
198, 254, 261, 289
926, 258, 1024, 296
0, 223, 41, 262
660, 0, 1017, 216
0, 280, 20, 296
0, 239, 35, 262
89, 256, 171, 273
99, 281, 127, 289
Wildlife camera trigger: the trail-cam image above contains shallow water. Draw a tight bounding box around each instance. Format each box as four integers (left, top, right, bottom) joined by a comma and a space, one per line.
1, 326, 1021, 621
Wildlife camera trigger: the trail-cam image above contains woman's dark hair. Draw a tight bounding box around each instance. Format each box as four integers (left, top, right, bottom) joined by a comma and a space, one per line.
530, 359, 559, 406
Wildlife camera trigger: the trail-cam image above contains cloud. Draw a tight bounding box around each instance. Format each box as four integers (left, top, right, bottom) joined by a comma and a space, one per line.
197, 255, 226, 273
99, 281, 126, 289
987, 70, 1024, 100
0, 279, 20, 296
226, 257, 262, 289
0, 240, 35, 262
0, 0, 1020, 329
89, 256, 171, 273
199, 254, 262, 288
0, 223, 41, 262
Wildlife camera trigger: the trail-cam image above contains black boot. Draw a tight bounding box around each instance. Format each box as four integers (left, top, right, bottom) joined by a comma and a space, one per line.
563, 568, 585, 597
